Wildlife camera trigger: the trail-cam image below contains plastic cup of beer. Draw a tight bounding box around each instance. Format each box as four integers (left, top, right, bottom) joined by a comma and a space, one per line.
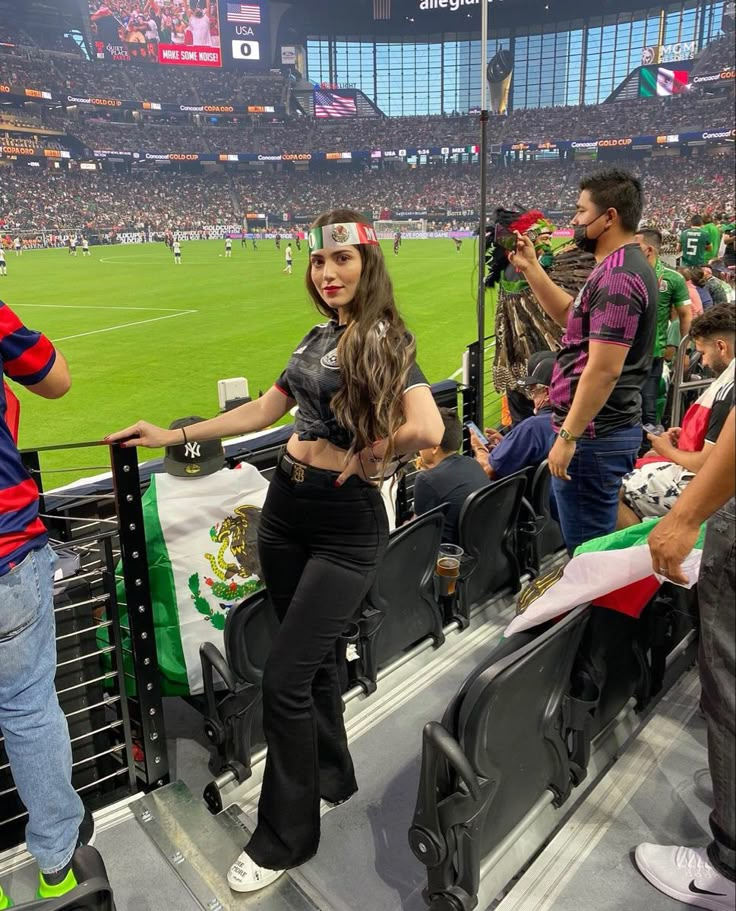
436, 544, 463, 596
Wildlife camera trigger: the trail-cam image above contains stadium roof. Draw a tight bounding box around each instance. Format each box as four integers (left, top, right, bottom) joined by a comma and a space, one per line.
285, 0, 679, 35
5, 0, 702, 42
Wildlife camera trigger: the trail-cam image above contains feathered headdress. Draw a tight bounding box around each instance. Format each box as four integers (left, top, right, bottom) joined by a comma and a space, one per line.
485, 208, 556, 288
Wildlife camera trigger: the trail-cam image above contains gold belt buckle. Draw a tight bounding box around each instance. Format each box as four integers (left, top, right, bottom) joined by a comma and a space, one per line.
292, 462, 306, 483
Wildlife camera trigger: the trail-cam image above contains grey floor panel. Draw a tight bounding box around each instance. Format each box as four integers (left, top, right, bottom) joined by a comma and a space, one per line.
0, 816, 202, 911
289, 626, 511, 911
496, 670, 711, 911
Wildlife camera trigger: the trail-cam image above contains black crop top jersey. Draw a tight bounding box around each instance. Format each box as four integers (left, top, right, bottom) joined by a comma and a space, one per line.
275, 320, 430, 450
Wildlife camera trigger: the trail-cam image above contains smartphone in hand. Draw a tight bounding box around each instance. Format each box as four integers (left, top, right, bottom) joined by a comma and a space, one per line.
643, 423, 663, 436
465, 421, 489, 448
494, 224, 517, 252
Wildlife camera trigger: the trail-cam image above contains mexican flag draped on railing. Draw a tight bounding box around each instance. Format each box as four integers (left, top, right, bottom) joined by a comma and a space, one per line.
101, 463, 270, 696
505, 518, 705, 638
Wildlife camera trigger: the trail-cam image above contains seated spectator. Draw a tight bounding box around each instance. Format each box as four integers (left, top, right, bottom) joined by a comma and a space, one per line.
617, 305, 735, 526
680, 267, 705, 317
690, 267, 715, 310
413, 407, 490, 545
702, 264, 732, 305
470, 351, 557, 481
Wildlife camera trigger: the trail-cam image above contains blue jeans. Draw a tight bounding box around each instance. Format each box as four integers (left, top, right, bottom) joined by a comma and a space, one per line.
699, 498, 736, 881
0, 544, 83, 874
552, 424, 642, 552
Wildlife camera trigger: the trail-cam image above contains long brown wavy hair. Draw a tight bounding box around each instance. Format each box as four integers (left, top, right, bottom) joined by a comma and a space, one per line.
306, 208, 415, 472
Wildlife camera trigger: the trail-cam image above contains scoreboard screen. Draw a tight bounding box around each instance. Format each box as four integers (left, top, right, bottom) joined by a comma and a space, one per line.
88, 0, 270, 69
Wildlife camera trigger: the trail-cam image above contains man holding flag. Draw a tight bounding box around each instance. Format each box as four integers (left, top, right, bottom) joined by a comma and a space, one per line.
635, 407, 735, 911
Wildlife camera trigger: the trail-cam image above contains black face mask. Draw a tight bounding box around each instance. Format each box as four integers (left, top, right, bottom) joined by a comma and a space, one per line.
573, 211, 608, 254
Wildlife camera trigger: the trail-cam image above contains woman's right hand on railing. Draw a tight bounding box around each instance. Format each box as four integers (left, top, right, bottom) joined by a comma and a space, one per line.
104, 421, 178, 449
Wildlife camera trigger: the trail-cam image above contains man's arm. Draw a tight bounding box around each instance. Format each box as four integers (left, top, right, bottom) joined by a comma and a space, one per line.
548, 342, 629, 480
648, 408, 735, 583
26, 350, 71, 399
675, 301, 691, 338
509, 234, 573, 328
648, 432, 710, 472
555, 342, 628, 438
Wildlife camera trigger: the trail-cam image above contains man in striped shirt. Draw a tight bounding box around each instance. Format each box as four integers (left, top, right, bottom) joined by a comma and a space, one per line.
0, 300, 92, 908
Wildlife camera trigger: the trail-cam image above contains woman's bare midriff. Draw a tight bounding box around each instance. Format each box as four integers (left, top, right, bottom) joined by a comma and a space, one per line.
286, 434, 352, 472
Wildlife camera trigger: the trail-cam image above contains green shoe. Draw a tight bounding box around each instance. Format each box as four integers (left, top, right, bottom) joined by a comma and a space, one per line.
0, 884, 13, 909
37, 866, 78, 901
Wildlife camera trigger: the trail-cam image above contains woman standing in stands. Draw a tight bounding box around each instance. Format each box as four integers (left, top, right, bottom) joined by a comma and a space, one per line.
106, 208, 443, 893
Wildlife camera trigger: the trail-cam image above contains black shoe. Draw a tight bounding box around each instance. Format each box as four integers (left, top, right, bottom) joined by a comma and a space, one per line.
77, 807, 96, 849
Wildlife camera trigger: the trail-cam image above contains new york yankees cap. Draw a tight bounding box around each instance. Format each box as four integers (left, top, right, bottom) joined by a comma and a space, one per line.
164, 416, 225, 479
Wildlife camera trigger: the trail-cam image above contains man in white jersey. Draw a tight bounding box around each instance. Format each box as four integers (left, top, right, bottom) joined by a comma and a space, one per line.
13, 237, 21, 257
283, 243, 293, 274
81, 237, 90, 257
225, 237, 233, 258
0, 247, 7, 276
173, 240, 182, 264
187, 0, 212, 45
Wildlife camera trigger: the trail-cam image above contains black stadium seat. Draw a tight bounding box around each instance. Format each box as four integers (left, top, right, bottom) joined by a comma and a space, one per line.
409, 606, 591, 911
518, 460, 565, 575
200, 590, 280, 793
454, 472, 527, 625
348, 504, 448, 694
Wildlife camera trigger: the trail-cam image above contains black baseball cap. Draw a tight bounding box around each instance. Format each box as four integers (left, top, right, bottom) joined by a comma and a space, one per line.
516, 351, 556, 389
164, 417, 225, 479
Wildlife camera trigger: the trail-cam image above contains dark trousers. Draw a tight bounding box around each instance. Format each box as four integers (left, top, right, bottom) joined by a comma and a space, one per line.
245, 463, 389, 871
699, 497, 736, 881
642, 357, 664, 428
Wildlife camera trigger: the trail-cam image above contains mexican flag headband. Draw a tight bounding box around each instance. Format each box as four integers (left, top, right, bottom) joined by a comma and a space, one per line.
308, 223, 380, 251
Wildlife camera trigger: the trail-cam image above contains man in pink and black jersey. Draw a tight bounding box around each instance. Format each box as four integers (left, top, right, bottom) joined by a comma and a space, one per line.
510, 169, 658, 551
0, 300, 94, 906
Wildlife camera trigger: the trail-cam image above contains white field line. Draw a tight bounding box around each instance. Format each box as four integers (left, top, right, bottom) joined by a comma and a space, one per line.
55, 310, 198, 342
18, 304, 196, 312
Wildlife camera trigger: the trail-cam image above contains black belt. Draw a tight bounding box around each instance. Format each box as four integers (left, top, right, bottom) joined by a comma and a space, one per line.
278, 452, 342, 486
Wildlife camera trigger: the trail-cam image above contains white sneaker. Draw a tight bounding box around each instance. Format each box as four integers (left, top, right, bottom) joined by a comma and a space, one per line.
635, 844, 736, 911
227, 851, 284, 893
320, 792, 355, 819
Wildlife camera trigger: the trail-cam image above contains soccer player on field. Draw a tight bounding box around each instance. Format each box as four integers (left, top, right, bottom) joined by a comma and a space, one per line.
13, 237, 21, 257
0, 247, 7, 276
283, 243, 293, 274
82, 237, 90, 257
173, 240, 182, 264
394, 230, 401, 256
275, 232, 281, 251
69, 236, 77, 257
225, 237, 233, 258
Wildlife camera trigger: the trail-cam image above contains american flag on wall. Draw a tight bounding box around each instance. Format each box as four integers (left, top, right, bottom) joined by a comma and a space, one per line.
226, 3, 261, 24
373, 0, 391, 19
314, 90, 357, 118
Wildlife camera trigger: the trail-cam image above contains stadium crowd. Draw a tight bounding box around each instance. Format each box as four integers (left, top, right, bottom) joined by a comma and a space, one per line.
0, 169, 237, 233
35, 86, 733, 158
0, 50, 283, 107
0, 153, 732, 234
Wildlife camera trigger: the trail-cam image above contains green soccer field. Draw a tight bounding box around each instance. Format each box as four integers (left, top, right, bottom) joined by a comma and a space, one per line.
6, 238, 493, 484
